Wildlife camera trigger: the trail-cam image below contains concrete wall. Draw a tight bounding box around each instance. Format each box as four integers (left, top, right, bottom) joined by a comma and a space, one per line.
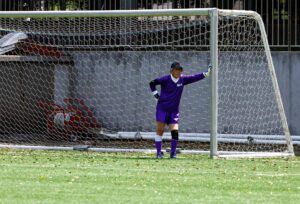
69, 51, 211, 133
272, 52, 300, 135
54, 51, 300, 135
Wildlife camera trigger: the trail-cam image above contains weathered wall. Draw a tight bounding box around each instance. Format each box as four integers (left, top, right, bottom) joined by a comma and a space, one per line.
54, 51, 299, 135
272, 52, 300, 135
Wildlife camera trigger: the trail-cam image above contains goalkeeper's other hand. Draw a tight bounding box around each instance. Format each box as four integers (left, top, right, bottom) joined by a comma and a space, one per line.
154, 93, 160, 100
203, 64, 212, 78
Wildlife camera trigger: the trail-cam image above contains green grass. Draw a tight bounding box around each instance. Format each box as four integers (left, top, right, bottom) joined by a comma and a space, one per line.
0, 149, 300, 204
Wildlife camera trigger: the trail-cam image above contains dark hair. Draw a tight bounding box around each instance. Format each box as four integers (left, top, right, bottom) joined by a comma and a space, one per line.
170, 62, 183, 70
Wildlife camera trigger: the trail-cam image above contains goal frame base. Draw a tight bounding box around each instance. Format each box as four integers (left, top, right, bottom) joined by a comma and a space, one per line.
0, 144, 294, 159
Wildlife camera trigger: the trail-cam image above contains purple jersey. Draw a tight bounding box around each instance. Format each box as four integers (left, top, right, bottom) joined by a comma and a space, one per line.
150, 73, 205, 112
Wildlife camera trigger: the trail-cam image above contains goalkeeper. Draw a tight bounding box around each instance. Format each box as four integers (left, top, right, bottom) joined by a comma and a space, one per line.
149, 62, 212, 158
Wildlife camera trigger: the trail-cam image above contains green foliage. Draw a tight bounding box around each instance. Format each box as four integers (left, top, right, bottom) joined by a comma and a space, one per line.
0, 149, 299, 204
65, 0, 89, 10
48, 0, 90, 11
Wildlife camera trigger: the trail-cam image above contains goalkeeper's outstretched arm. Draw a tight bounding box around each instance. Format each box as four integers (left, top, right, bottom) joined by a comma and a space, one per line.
183, 64, 212, 85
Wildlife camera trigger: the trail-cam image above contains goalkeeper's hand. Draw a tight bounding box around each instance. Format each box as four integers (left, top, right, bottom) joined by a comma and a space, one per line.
154, 93, 160, 100
152, 91, 160, 100
203, 64, 212, 78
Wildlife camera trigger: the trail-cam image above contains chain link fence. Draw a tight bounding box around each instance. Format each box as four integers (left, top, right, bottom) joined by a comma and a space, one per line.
0, 1, 299, 50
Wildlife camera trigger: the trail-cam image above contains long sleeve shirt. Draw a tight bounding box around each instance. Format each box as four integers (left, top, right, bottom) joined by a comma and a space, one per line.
149, 73, 205, 112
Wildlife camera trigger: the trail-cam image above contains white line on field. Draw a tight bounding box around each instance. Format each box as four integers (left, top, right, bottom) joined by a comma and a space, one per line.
255, 173, 300, 177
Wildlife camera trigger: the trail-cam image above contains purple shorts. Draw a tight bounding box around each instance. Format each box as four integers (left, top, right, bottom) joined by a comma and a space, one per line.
156, 109, 180, 125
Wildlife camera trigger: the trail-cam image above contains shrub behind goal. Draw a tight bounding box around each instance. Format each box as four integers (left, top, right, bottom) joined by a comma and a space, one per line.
0, 9, 294, 158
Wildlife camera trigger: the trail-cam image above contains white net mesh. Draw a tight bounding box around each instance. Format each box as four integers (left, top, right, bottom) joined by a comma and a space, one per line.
0, 11, 293, 155
217, 12, 292, 153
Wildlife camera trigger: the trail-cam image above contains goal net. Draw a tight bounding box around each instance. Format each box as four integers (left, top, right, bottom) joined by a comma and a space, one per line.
0, 9, 294, 157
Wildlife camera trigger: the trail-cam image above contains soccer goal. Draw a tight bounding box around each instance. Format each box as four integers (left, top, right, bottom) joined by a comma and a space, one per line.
0, 9, 294, 158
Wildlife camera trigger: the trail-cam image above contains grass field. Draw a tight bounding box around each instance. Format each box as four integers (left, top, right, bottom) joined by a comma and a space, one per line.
0, 148, 299, 204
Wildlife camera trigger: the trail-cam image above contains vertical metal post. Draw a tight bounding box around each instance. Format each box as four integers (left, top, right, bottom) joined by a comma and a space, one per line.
210, 8, 218, 158
288, 0, 291, 51
295, 0, 298, 47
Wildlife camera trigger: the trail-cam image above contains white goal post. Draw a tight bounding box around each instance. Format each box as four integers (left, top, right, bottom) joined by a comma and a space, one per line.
0, 8, 294, 158
210, 9, 294, 158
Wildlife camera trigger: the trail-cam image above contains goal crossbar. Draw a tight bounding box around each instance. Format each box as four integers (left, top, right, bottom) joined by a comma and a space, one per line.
0, 9, 211, 18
